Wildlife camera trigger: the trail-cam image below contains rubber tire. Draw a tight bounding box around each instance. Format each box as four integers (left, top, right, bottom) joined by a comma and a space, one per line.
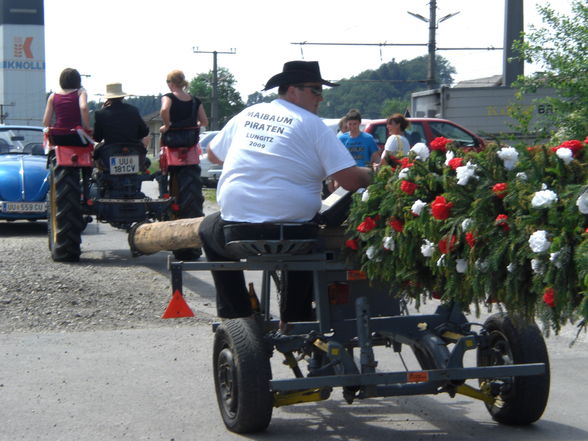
169, 165, 204, 261
47, 164, 83, 262
477, 313, 550, 425
213, 317, 273, 433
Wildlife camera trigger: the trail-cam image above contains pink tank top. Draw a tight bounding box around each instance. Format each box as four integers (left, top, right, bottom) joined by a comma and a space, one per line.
53, 90, 82, 129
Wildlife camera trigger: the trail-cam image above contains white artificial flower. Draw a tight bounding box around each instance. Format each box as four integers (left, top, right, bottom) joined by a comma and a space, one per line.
550, 251, 562, 268
421, 239, 435, 257
411, 199, 427, 216
556, 147, 574, 164
461, 218, 473, 231
366, 245, 377, 260
531, 189, 558, 208
507, 263, 516, 273
531, 258, 544, 274
382, 236, 395, 251
529, 230, 551, 253
497, 146, 519, 170
456, 259, 468, 273
576, 190, 588, 214
444, 150, 454, 166
411, 142, 430, 161
361, 189, 370, 202
437, 255, 446, 267
398, 168, 410, 179
516, 172, 528, 181
455, 161, 478, 186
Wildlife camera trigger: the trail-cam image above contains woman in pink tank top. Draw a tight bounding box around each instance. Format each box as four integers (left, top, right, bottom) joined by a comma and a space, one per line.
42, 68, 91, 132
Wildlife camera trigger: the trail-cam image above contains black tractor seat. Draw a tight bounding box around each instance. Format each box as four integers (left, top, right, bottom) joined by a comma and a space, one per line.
224, 222, 319, 258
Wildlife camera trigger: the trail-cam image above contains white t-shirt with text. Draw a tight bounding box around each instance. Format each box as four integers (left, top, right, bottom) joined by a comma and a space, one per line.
209, 99, 356, 223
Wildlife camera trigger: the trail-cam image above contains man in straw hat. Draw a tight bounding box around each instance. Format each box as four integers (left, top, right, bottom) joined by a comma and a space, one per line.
93, 82, 149, 147
199, 60, 372, 330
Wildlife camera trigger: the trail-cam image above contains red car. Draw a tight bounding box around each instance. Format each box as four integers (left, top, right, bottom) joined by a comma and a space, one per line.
364, 118, 486, 151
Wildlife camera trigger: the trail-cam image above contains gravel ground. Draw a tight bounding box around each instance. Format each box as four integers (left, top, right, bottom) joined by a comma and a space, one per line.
0, 197, 218, 334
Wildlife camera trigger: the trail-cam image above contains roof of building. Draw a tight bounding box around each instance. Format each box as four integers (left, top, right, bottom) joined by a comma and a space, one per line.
453, 75, 503, 88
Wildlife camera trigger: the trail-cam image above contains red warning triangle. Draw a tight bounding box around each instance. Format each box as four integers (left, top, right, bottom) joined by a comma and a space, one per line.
162, 290, 195, 319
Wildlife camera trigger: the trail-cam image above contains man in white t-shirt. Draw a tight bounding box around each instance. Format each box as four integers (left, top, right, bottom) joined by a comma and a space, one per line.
199, 60, 371, 325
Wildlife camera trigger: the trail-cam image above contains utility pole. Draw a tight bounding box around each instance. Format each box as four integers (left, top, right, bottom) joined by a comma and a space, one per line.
192, 47, 236, 130
408, 0, 460, 89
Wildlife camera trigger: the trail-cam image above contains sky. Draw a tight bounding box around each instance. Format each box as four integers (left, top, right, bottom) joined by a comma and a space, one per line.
43, 0, 573, 103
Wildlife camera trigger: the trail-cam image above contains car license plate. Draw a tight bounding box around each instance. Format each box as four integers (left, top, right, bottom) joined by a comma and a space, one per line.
109, 155, 139, 175
1, 202, 47, 213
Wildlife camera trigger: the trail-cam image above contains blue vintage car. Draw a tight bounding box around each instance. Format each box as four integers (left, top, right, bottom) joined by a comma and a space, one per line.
0, 126, 48, 221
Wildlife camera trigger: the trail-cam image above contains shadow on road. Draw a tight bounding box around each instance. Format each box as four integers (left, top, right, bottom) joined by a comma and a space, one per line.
0, 220, 47, 236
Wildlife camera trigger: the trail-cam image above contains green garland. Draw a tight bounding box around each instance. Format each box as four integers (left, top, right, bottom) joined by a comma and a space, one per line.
346, 137, 588, 333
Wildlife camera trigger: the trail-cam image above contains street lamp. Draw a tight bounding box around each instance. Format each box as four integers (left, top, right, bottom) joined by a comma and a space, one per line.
408, 1, 460, 89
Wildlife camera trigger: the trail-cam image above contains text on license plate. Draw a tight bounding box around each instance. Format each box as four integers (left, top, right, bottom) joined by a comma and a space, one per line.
110, 155, 139, 175
1, 202, 47, 213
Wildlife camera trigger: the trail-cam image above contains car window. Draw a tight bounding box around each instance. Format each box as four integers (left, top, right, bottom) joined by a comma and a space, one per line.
0, 128, 45, 155
405, 123, 426, 146
429, 122, 477, 147
371, 124, 388, 145
198, 131, 218, 153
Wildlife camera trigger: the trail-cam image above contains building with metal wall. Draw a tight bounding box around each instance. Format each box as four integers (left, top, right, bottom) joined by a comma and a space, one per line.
0, 0, 45, 125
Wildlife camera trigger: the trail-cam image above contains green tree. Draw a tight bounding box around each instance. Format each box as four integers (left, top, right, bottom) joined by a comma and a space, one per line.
320, 55, 455, 119
513, 0, 588, 140
246, 91, 275, 106
381, 98, 411, 117
189, 67, 245, 129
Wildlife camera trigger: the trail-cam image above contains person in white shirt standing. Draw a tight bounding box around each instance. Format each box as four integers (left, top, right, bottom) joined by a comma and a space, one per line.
199, 60, 371, 327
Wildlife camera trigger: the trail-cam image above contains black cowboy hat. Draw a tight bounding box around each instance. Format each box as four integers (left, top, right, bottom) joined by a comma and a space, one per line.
263, 61, 339, 91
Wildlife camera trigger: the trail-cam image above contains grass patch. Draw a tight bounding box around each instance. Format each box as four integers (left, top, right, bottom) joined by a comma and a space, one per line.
203, 188, 217, 202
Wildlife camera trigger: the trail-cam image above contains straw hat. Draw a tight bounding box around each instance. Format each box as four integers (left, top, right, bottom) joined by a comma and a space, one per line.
104, 83, 129, 99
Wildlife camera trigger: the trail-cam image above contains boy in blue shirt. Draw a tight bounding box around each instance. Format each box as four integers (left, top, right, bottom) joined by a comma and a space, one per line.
337, 109, 380, 167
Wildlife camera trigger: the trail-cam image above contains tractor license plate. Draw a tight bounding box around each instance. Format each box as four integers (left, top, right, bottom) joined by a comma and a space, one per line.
1, 201, 47, 213
110, 155, 139, 175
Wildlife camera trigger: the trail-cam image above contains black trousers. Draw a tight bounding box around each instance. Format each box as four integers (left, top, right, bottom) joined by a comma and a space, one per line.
198, 211, 314, 321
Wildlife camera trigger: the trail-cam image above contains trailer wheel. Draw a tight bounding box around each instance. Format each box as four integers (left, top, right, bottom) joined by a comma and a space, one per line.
169, 165, 204, 261
47, 164, 83, 262
213, 318, 273, 433
477, 313, 550, 425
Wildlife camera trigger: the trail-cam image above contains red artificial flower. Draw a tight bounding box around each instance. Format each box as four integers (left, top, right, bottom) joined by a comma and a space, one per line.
431, 195, 453, 220
465, 232, 476, 248
438, 235, 457, 254
345, 239, 359, 250
447, 157, 463, 170
399, 157, 414, 168
389, 217, 404, 232
543, 288, 556, 308
495, 214, 510, 232
430, 137, 452, 152
492, 182, 508, 199
584, 136, 588, 145
400, 180, 418, 195
557, 139, 584, 157
357, 216, 377, 233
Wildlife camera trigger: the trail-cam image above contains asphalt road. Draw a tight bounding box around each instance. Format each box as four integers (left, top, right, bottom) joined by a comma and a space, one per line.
2, 323, 588, 441
2, 181, 588, 440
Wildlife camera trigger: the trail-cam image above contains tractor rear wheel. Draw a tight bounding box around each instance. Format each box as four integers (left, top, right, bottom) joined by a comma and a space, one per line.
47, 164, 83, 262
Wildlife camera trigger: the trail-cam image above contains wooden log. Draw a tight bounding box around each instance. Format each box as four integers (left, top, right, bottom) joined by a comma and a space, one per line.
128, 217, 204, 255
